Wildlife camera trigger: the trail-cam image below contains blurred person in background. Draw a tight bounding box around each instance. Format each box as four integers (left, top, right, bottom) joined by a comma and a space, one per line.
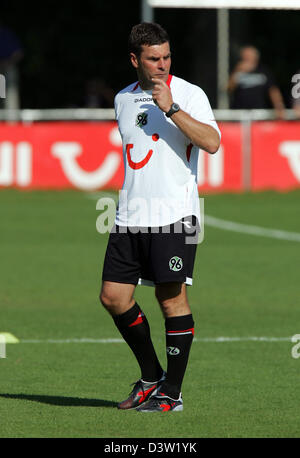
83, 77, 114, 108
0, 20, 23, 109
227, 45, 285, 119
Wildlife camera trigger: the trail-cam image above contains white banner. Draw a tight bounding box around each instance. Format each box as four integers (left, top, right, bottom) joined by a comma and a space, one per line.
148, 0, 300, 9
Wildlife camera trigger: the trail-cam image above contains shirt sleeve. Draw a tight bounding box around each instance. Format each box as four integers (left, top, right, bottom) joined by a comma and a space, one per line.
186, 86, 221, 139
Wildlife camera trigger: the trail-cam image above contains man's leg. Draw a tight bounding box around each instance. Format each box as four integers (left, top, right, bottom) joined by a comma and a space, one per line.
155, 282, 194, 400
100, 281, 164, 383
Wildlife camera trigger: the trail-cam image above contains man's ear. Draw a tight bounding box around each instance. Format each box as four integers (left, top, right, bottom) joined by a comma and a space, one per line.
130, 52, 139, 69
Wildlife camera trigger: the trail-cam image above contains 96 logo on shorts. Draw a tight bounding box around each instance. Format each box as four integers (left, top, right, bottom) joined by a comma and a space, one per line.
169, 256, 183, 272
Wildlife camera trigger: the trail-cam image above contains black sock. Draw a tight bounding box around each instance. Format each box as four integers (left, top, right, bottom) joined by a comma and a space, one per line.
113, 302, 163, 382
160, 314, 194, 399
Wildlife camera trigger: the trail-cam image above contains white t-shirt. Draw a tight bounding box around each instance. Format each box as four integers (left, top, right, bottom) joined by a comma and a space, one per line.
114, 74, 221, 227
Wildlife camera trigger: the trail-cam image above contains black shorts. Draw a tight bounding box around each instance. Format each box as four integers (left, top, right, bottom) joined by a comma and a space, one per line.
102, 215, 200, 286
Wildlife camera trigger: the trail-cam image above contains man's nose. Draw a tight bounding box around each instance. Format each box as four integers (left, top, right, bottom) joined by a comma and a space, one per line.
158, 58, 166, 69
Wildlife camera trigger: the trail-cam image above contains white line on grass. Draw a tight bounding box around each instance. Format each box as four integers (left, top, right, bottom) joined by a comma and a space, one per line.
19, 336, 292, 344
205, 215, 300, 242
86, 191, 118, 201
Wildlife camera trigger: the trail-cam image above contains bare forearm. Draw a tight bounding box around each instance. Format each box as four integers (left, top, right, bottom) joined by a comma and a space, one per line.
269, 86, 285, 110
227, 73, 239, 93
268, 86, 285, 119
151, 77, 220, 153
170, 109, 220, 154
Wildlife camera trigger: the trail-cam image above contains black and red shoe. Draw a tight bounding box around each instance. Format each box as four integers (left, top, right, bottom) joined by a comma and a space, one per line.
135, 392, 183, 412
117, 372, 166, 410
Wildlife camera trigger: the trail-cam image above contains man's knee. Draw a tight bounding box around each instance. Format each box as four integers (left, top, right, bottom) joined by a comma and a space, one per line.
155, 282, 182, 303
99, 291, 119, 316
99, 282, 135, 315
99, 289, 114, 309
158, 299, 175, 317
155, 282, 190, 317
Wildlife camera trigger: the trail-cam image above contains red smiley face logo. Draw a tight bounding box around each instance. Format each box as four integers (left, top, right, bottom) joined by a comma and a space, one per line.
126, 133, 159, 170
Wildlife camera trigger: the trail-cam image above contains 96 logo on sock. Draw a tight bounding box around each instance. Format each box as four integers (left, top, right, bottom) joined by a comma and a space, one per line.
166, 346, 180, 355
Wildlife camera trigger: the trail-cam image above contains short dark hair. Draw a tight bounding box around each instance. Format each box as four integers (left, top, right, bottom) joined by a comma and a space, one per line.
128, 22, 170, 57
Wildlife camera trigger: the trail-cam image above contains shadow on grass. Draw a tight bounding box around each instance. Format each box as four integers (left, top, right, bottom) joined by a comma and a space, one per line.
0, 393, 118, 408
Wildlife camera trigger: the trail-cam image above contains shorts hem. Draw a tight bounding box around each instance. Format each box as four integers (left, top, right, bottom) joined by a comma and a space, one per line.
102, 277, 138, 285
138, 277, 193, 287
138, 278, 155, 287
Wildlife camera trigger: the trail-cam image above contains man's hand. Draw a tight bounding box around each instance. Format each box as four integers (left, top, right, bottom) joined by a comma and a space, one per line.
151, 77, 220, 153
151, 78, 173, 113
235, 60, 256, 73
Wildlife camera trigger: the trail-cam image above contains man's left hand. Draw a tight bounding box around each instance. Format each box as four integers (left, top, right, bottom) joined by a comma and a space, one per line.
152, 78, 173, 113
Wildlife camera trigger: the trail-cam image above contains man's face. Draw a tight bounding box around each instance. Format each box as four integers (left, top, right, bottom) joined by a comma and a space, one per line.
130, 42, 171, 89
240, 47, 259, 65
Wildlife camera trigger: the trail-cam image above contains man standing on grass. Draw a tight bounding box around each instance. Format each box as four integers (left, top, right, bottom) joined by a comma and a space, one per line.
100, 22, 220, 412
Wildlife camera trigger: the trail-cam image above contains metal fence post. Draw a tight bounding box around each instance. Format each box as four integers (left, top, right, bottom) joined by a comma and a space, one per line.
241, 114, 252, 191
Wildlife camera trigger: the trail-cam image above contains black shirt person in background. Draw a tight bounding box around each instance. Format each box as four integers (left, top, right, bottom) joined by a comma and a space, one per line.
227, 46, 285, 119
0, 20, 23, 109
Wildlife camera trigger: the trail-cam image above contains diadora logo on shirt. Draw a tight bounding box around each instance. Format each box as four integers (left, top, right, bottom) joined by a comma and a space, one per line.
134, 97, 153, 103
136, 112, 148, 128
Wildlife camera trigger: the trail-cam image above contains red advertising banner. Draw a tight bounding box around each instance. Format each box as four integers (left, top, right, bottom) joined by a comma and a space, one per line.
197, 122, 243, 192
251, 121, 300, 190
1, 120, 300, 192
0, 122, 124, 190
0, 121, 243, 192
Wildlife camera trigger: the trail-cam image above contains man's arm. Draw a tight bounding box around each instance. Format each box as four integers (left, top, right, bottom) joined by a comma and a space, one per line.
227, 63, 243, 93
152, 78, 220, 154
227, 61, 255, 93
268, 85, 286, 120
168, 110, 220, 154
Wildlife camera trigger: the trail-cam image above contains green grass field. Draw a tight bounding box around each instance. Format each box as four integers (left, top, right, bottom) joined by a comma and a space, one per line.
0, 189, 299, 438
